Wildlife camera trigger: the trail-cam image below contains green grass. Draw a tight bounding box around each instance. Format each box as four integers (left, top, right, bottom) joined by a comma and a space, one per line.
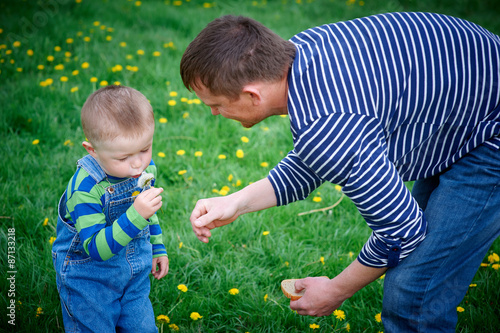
1, 0, 499, 332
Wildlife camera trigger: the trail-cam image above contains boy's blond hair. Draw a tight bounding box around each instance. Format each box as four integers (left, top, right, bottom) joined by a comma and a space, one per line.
81, 85, 154, 146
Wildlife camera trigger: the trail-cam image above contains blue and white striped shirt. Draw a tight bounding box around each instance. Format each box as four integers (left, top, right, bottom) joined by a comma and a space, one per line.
268, 12, 500, 268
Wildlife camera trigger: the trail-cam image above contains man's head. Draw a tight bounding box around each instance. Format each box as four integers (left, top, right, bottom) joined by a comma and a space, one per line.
180, 15, 296, 100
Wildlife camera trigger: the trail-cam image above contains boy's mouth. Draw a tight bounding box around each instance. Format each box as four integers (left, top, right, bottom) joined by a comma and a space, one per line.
132, 174, 141, 178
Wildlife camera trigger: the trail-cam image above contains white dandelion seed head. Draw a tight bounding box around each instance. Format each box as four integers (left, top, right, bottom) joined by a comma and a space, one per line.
138, 172, 155, 189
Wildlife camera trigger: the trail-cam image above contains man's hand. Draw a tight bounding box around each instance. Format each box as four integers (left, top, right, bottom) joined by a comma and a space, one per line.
134, 187, 163, 220
189, 178, 277, 243
151, 256, 169, 280
289, 259, 387, 317
189, 196, 240, 243
289, 277, 345, 316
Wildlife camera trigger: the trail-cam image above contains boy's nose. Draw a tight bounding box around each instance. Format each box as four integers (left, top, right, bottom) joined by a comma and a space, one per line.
210, 107, 219, 115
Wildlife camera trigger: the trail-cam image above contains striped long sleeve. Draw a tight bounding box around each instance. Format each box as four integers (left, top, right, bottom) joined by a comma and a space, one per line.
268, 12, 500, 267
65, 162, 167, 261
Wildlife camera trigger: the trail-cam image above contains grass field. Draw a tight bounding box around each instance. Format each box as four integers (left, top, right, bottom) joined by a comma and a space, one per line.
1, 0, 499, 332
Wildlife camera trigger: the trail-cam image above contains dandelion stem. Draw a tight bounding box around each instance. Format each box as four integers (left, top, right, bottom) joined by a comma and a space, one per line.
298, 194, 344, 216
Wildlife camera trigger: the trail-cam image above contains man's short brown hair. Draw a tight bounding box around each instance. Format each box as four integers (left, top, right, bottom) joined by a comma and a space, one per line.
81, 85, 154, 146
180, 15, 296, 100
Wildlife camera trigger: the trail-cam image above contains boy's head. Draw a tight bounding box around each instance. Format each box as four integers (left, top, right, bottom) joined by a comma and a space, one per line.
180, 15, 296, 100
81, 85, 155, 179
81, 85, 154, 147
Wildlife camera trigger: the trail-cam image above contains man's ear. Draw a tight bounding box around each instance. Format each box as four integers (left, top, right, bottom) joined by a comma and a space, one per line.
242, 83, 262, 106
82, 141, 97, 158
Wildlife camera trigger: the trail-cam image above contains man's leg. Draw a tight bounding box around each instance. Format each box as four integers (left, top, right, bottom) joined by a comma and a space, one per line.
382, 144, 500, 332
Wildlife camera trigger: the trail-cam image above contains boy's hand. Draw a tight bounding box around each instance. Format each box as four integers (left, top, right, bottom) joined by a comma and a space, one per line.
134, 187, 163, 220
151, 256, 169, 280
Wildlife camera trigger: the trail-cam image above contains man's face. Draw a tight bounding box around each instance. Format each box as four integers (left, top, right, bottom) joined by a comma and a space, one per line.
193, 83, 265, 128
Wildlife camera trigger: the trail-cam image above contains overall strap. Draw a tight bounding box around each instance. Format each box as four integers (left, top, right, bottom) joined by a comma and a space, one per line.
77, 155, 107, 184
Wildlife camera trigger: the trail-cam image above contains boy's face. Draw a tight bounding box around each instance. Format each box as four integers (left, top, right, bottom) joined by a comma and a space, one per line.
85, 126, 154, 179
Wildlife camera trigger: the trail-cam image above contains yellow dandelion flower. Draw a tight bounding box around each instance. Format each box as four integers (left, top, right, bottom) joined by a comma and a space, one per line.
469, 284, 477, 287
346, 323, 351, 332
313, 196, 322, 202
212, 189, 220, 194
90, 77, 98, 83
169, 324, 179, 331
100, 80, 108, 86
106, 36, 112, 41
221, 186, 230, 192
135, 1, 142, 6
43, 218, 49, 226
81, 62, 89, 69
13, 41, 21, 47
493, 264, 499, 270
178, 170, 187, 175
112, 64, 123, 72
157, 152, 166, 158
194, 151, 203, 157
132, 191, 140, 197
54, 46, 61, 52
183, 112, 189, 119
54, 64, 64, 70
192, 99, 201, 104
153, 51, 161, 57
27, 49, 34, 56
49, 236, 56, 245
156, 314, 170, 323
59, 76, 68, 82
126, 55, 133, 60
66, 38, 74, 44
71, 87, 79, 93
333, 309, 345, 321
93, 21, 100, 26
285, 261, 289, 267
179, 242, 183, 249
190, 312, 202, 321
16, 68, 22, 72
83, 36, 90, 42
176, 150, 185, 156
168, 100, 176, 106
114, 81, 121, 86
241, 136, 249, 143
38, 65, 44, 70
169, 91, 178, 97
32, 139, 40, 145
173, 0, 182, 5
262, 231, 270, 236
375, 313, 382, 322
457, 306, 465, 312
228, 174, 234, 182
320, 256, 325, 265
480, 263, 488, 267
218, 154, 226, 159
349, 251, 354, 258
264, 294, 268, 302
47, 55, 54, 62
159, 117, 167, 123
64, 51, 71, 57
36, 307, 43, 316
236, 149, 244, 158
235, 179, 242, 186
137, 49, 145, 55
335, 185, 342, 191
120, 42, 127, 47
72, 70, 79, 76
219, 189, 228, 196
177, 284, 188, 292
379, 274, 386, 279
488, 253, 499, 263
310, 323, 320, 329
229, 288, 239, 295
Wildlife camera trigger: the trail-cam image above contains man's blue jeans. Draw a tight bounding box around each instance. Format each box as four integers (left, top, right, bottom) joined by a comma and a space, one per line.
382, 143, 500, 332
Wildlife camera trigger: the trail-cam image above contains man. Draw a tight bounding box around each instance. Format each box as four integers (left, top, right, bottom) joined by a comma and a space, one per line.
180, 12, 500, 332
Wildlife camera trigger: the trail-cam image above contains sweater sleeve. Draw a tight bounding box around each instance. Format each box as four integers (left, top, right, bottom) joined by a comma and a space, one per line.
67, 187, 151, 261
270, 113, 427, 267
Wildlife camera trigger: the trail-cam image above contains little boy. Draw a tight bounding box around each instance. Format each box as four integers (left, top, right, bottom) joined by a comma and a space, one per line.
52, 85, 168, 332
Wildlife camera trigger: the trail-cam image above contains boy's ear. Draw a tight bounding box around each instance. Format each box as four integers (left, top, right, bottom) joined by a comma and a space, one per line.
82, 141, 97, 158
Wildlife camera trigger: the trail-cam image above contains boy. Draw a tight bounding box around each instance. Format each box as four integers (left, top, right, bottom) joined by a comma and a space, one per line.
52, 85, 168, 332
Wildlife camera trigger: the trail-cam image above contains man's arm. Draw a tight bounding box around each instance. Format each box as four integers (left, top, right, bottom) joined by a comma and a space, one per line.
190, 178, 277, 242
290, 259, 387, 316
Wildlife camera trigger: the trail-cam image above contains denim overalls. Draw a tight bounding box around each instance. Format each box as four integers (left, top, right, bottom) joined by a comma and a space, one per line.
52, 155, 158, 333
